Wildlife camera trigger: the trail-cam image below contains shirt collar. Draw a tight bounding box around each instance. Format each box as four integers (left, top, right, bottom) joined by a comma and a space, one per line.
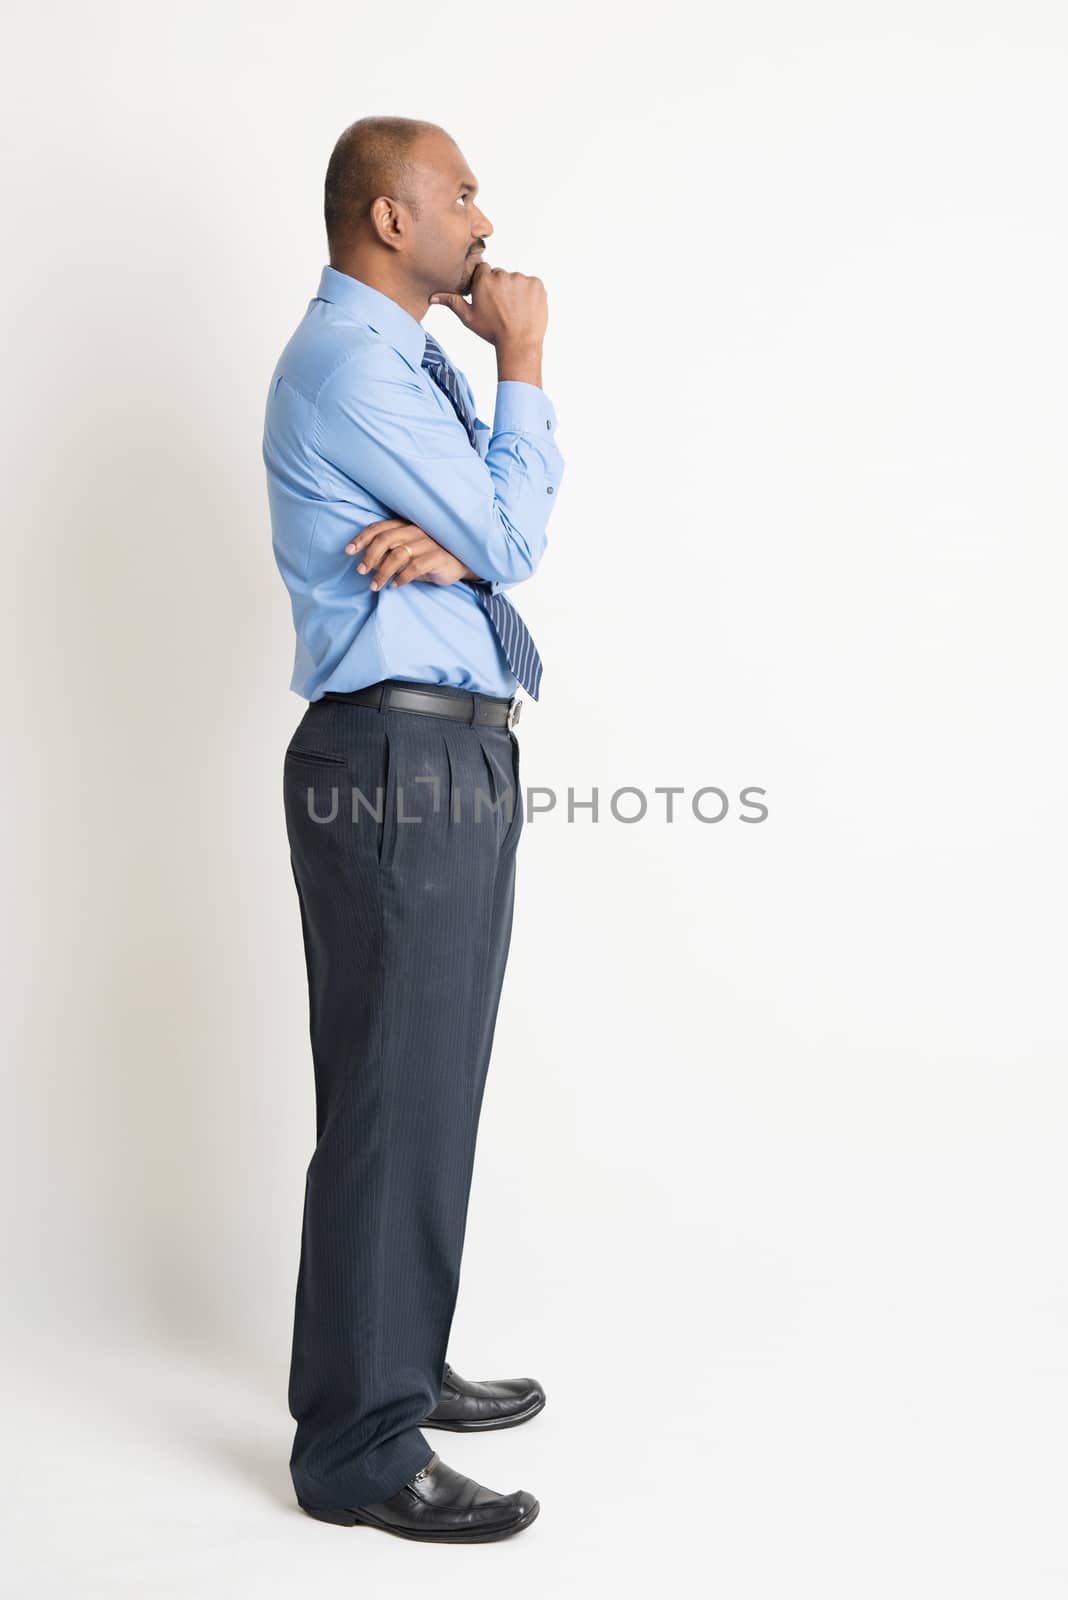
315, 265, 428, 370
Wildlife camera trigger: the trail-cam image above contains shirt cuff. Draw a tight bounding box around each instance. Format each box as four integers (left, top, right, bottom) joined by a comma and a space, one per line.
469, 574, 517, 598
493, 379, 559, 439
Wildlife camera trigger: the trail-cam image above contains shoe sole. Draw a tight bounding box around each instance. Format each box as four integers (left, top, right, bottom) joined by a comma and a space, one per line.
421, 1393, 547, 1432
298, 1497, 540, 1542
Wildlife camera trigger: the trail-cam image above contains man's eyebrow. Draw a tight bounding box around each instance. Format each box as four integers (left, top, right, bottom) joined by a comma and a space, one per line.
458, 179, 479, 194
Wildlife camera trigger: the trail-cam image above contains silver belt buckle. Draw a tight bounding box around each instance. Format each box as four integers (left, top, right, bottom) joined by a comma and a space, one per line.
506, 695, 522, 730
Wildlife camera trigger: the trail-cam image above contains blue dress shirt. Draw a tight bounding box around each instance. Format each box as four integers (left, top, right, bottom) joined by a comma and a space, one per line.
263, 265, 565, 701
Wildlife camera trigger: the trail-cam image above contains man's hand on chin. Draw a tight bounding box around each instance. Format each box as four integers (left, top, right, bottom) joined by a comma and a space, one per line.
344, 517, 483, 589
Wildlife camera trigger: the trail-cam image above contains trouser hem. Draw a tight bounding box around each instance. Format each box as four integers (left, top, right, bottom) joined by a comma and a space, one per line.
291, 1428, 436, 1512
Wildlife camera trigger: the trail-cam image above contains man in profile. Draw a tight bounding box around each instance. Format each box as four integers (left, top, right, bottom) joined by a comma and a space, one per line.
262, 115, 564, 1543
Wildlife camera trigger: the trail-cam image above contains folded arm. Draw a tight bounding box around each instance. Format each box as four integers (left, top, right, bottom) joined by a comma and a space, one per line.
315, 348, 564, 589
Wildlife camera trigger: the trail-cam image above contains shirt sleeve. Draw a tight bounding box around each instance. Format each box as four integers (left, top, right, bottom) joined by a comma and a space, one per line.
463, 375, 557, 596
315, 349, 564, 588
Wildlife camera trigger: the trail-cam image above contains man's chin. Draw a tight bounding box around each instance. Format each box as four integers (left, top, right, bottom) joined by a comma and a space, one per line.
463, 255, 486, 291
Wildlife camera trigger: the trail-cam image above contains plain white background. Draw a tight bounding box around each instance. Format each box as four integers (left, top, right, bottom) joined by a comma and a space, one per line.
3, 1, 1067, 1593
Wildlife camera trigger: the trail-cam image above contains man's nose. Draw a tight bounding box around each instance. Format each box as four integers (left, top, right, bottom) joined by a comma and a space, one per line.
472, 209, 493, 240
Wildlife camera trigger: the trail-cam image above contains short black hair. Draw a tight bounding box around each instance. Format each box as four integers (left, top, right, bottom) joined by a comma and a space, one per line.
324, 115, 445, 247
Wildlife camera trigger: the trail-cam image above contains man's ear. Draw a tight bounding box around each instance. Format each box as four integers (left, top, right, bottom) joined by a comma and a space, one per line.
370, 195, 407, 251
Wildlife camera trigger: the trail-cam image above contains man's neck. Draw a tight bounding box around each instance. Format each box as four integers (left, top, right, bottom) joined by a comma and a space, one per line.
328, 257, 427, 324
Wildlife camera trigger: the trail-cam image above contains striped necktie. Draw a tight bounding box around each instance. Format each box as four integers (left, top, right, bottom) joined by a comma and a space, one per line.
421, 329, 543, 701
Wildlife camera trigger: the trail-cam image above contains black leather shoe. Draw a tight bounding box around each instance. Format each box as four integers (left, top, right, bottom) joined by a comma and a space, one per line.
298, 1452, 539, 1542
423, 1360, 546, 1431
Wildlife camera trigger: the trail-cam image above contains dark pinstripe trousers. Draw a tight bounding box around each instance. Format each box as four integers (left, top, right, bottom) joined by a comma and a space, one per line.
282, 682, 523, 1511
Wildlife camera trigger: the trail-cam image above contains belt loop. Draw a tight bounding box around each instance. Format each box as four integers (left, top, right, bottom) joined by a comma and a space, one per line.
378, 683, 390, 714
468, 691, 480, 726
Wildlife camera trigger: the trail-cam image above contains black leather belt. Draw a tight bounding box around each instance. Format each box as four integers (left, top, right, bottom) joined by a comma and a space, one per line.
323, 679, 522, 730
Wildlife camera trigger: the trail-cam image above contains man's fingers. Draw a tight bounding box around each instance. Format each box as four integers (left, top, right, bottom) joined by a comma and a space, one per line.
428, 290, 475, 327
359, 530, 435, 588
360, 535, 408, 583
341, 519, 452, 589
369, 545, 419, 591
353, 528, 422, 576
345, 517, 407, 557
390, 554, 439, 588
351, 531, 393, 574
